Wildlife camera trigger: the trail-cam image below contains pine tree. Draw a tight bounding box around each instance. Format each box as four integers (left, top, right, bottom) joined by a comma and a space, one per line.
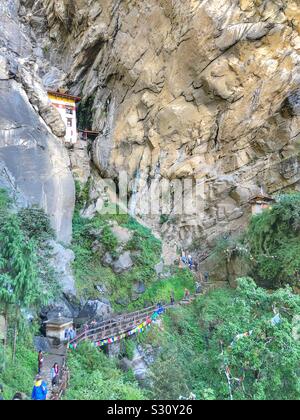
0, 215, 40, 362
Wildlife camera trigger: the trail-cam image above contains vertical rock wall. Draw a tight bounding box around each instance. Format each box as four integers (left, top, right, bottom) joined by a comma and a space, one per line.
0, 0, 75, 243
23, 0, 300, 256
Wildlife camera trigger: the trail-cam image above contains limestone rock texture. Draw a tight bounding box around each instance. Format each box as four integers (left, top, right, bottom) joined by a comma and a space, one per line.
25, 0, 300, 261
0, 0, 75, 243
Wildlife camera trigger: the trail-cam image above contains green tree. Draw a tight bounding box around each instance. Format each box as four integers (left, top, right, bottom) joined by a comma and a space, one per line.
143, 279, 300, 400
0, 215, 44, 362
195, 278, 300, 400
246, 193, 300, 288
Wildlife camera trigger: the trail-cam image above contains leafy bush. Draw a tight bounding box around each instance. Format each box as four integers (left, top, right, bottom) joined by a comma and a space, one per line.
65, 343, 145, 400
143, 279, 300, 400
0, 334, 37, 400
18, 207, 55, 244
122, 339, 136, 361
101, 225, 118, 254
246, 193, 300, 287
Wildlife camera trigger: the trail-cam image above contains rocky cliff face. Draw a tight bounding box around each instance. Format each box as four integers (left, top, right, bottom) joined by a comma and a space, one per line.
21, 1, 300, 260
0, 0, 74, 243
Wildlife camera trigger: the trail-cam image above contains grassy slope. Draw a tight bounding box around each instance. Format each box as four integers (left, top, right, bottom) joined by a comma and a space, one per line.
0, 339, 37, 400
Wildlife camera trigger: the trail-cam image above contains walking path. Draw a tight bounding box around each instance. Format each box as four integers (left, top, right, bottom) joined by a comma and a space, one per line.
39, 342, 68, 400
69, 282, 216, 350
39, 281, 217, 400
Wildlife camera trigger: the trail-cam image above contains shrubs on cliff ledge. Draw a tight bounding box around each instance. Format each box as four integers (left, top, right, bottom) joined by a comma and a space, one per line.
143, 278, 300, 400
246, 193, 300, 288
65, 342, 145, 400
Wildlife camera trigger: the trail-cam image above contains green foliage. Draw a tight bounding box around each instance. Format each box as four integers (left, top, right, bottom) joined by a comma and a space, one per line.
122, 339, 136, 361
147, 350, 190, 400
17, 207, 55, 244
0, 189, 60, 372
0, 215, 41, 308
127, 269, 195, 311
75, 179, 91, 211
0, 189, 10, 211
101, 225, 118, 254
0, 340, 37, 399
246, 193, 300, 288
71, 206, 162, 308
144, 279, 300, 400
65, 343, 145, 400
72, 210, 117, 300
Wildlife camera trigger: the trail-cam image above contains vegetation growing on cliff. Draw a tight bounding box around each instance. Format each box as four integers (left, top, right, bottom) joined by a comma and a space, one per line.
246, 193, 300, 288
0, 189, 61, 398
209, 193, 300, 289
141, 278, 300, 400
65, 342, 145, 400
72, 181, 194, 310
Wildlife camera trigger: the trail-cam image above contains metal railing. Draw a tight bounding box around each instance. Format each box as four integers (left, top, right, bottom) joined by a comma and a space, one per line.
69, 305, 159, 347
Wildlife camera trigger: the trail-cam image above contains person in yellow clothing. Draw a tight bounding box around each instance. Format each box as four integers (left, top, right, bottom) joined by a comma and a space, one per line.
31, 375, 48, 401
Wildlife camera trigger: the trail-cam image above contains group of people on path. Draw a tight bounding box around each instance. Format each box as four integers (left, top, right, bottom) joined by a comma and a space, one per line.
64, 327, 76, 341
169, 276, 208, 306
32, 351, 61, 400
180, 253, 197, 271
179, 253, 210, 284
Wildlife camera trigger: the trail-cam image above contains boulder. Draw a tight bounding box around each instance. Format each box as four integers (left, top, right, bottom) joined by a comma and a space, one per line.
111, 226, 133, 244
112, 251, 134, 273
77, 299, 112, 321
133, 281, 146, 294
34, 336, 52, 353
102, 252, 114, 266
48, 240, 76, 297
40, 295, 80, 321
119, 345, 155, 382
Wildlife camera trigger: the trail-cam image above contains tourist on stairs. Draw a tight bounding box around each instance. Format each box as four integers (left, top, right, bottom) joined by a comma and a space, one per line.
184, 288, 191, 301
51, 363, 60, 388
31, 375, 48, 401
38, 351, 44, 374
195, 281, 202, 294
188, 255, 193, 270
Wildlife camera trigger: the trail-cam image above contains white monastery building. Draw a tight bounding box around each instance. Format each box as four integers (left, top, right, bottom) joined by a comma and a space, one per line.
48, 90, 81, 144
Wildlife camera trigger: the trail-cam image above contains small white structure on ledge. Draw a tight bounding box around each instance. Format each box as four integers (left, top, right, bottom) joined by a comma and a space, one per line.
45, 317, 73, 343
48, 89, 81, 145
249, 194, 275, 215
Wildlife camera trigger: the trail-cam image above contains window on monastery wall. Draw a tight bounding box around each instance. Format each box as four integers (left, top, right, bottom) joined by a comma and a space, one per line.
67, 119, 72, 127
66, 108, 73, 115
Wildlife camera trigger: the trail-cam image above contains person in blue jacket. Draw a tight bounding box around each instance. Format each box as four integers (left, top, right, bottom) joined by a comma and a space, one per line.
31, 375, 48, 401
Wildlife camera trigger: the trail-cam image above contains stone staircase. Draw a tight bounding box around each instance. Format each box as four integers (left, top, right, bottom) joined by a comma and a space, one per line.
39, 341, 67, 400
